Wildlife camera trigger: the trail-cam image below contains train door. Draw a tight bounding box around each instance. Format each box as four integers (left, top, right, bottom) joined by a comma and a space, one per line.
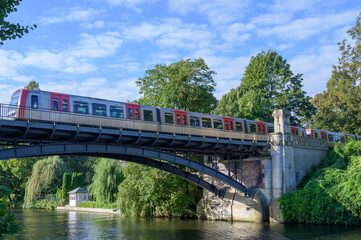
291, 127, 299, 136
126, 103, 141, 120
320, 131, 327, 140
174, 110, 187, 125
257, 122, 267, 135
223, 117, 234, 130
51, 93, 69, 112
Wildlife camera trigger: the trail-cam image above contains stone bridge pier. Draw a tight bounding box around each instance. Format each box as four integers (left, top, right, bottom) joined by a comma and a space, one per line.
197, 109, 329, 223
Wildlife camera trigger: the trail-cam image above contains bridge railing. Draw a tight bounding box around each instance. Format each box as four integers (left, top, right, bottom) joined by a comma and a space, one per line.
0, 103, 269, 142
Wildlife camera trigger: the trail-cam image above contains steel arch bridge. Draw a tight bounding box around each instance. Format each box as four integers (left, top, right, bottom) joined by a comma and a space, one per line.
0, 117, 269, 198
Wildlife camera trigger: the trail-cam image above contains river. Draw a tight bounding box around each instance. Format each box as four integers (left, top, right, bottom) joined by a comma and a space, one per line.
3, 209, 361, 240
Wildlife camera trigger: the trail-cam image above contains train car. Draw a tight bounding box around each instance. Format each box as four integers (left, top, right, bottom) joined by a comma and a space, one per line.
245, 120, 268, 135
305, 128, 322, 138
290, 126, 306, 137
265, 122, 274, 134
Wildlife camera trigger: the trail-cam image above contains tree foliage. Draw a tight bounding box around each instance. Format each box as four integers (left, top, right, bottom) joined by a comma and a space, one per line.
118, 163, 202, 217
280, 140, 361, 225
88, 158, 123, 204
215, 50, 315, 125
61, 172, 71, 203
0, 157, 35, 195
311, 13, 361, 134
0, 186, 19, 238
24, 80, 40, 90
23, 156, 68, 208
0, 0, 37, 45
135, 58, 217, 113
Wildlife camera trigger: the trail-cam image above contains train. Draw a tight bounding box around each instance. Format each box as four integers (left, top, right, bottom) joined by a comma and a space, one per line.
8, 89, 361, 143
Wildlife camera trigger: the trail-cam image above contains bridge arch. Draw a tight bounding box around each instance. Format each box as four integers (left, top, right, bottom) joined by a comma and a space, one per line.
0, 143, 251, 197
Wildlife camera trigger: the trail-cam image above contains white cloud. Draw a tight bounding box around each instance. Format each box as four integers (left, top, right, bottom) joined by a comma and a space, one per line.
268, 0, 323, 12
259, 10, 359, 40
40, 7, 104, 25
290, 45, 339, 96
168, 0, 252, 26
105, 0, 159, 11
251, 13, 293, 26
221, 23, 254, 44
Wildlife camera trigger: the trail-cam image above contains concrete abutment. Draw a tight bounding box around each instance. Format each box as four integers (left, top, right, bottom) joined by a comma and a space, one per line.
197, 109, 329, 223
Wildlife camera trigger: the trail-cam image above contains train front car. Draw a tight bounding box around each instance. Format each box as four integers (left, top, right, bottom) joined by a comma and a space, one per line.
8, 89, 36, 119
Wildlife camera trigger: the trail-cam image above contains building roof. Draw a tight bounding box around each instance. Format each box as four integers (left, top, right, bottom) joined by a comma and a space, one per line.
68, 187, 88, 194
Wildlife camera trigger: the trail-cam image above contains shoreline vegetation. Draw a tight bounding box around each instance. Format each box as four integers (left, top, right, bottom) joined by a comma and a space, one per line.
280, 140, 361, 225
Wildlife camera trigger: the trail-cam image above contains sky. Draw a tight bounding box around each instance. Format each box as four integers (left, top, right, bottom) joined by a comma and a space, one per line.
0, 0, 360, 105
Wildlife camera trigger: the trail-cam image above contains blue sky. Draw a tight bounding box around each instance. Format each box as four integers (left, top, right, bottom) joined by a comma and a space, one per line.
0, 0, 360, 105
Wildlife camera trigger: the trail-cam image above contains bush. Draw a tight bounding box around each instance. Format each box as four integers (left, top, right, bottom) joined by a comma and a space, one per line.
76, 201, 118, 209
26, 199, 59, 210
280, 140, 361, 225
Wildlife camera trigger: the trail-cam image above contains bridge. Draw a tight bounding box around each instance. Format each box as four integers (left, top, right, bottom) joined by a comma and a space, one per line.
0, 105, 330, 222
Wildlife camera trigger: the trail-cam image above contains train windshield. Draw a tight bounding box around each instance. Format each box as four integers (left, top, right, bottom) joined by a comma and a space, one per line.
10, 90, 20, 106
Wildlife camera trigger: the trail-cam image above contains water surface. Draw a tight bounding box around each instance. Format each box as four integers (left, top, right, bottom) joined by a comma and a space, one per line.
4, 209, 361, 240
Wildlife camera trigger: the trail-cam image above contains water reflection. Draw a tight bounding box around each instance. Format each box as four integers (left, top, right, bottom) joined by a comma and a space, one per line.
4, 209, 361, 240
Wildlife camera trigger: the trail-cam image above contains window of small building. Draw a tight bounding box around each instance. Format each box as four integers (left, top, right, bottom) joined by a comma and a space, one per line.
190, 116, 200, 126
110, 106, 124, 118
144, 110, 153, 121
62, 99, 68, 112
165, 112, 173, 124
213, 119, 223, 129
92, 103, 107, 116
31, 95, 38, 109
249, 123, 257, 133
202, 118, 212, 128
235, 121, 243, 131
73, 101, 89, 114
52, 98, 58, 111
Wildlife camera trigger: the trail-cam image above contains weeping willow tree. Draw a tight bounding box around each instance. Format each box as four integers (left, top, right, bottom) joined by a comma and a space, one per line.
23, 156, 68, 208
88, 158, 123, 204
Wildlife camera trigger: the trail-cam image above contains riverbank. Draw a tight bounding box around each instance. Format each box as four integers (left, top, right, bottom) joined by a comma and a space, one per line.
57, 205, 120, 214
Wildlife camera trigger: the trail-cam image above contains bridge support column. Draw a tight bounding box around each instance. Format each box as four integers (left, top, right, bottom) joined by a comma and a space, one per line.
269, 109, 296, 222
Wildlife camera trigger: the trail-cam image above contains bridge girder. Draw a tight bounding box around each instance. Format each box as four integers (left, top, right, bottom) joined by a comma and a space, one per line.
0, 143, 252, 197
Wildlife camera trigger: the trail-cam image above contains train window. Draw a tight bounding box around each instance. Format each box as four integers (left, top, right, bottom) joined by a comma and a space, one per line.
202, 118, 212, 128
213, 119, 223, 129
235, 122, 243, 131
143, 110, 153, 121
31, 95, 38, 109
301, 130, 306, 137
314, 132, 319, 138
165, 112, 173, 124
110, 106, 124, 118
190, 116, 200, 126
73, 101, 89, 114
134, 108, 140, 120
305, 129, 311, 137
10, 91, 20, 106
52, 98, 58, 111
328, 134, 334, 142
127, 108, 132, 119
62, 99, 68, 112
92, 103, 107, 116
249, 123, 257, 133
268, 126, 274, 133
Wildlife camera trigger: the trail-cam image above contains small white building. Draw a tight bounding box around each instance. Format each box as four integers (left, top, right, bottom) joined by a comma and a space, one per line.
68, 187, 89, 206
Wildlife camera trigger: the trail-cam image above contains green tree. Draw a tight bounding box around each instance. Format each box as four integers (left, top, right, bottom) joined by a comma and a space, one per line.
118, 163, 202, 217
0, 157, 35, 195
88, 158, 123, 204
23, 156, 68, 208
136, 58, 217, 113
77, 173, 84, 188
71, 172, 78, 189
24, 80, 40, 90
61, 172, 71, 203
0, 186, 19, 238
215, 50, 315, 125
0, 0, 37, 45
311, 13, 361, 134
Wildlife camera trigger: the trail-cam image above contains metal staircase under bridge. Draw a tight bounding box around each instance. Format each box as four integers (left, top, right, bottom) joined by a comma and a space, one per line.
0, 104, 270, 198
